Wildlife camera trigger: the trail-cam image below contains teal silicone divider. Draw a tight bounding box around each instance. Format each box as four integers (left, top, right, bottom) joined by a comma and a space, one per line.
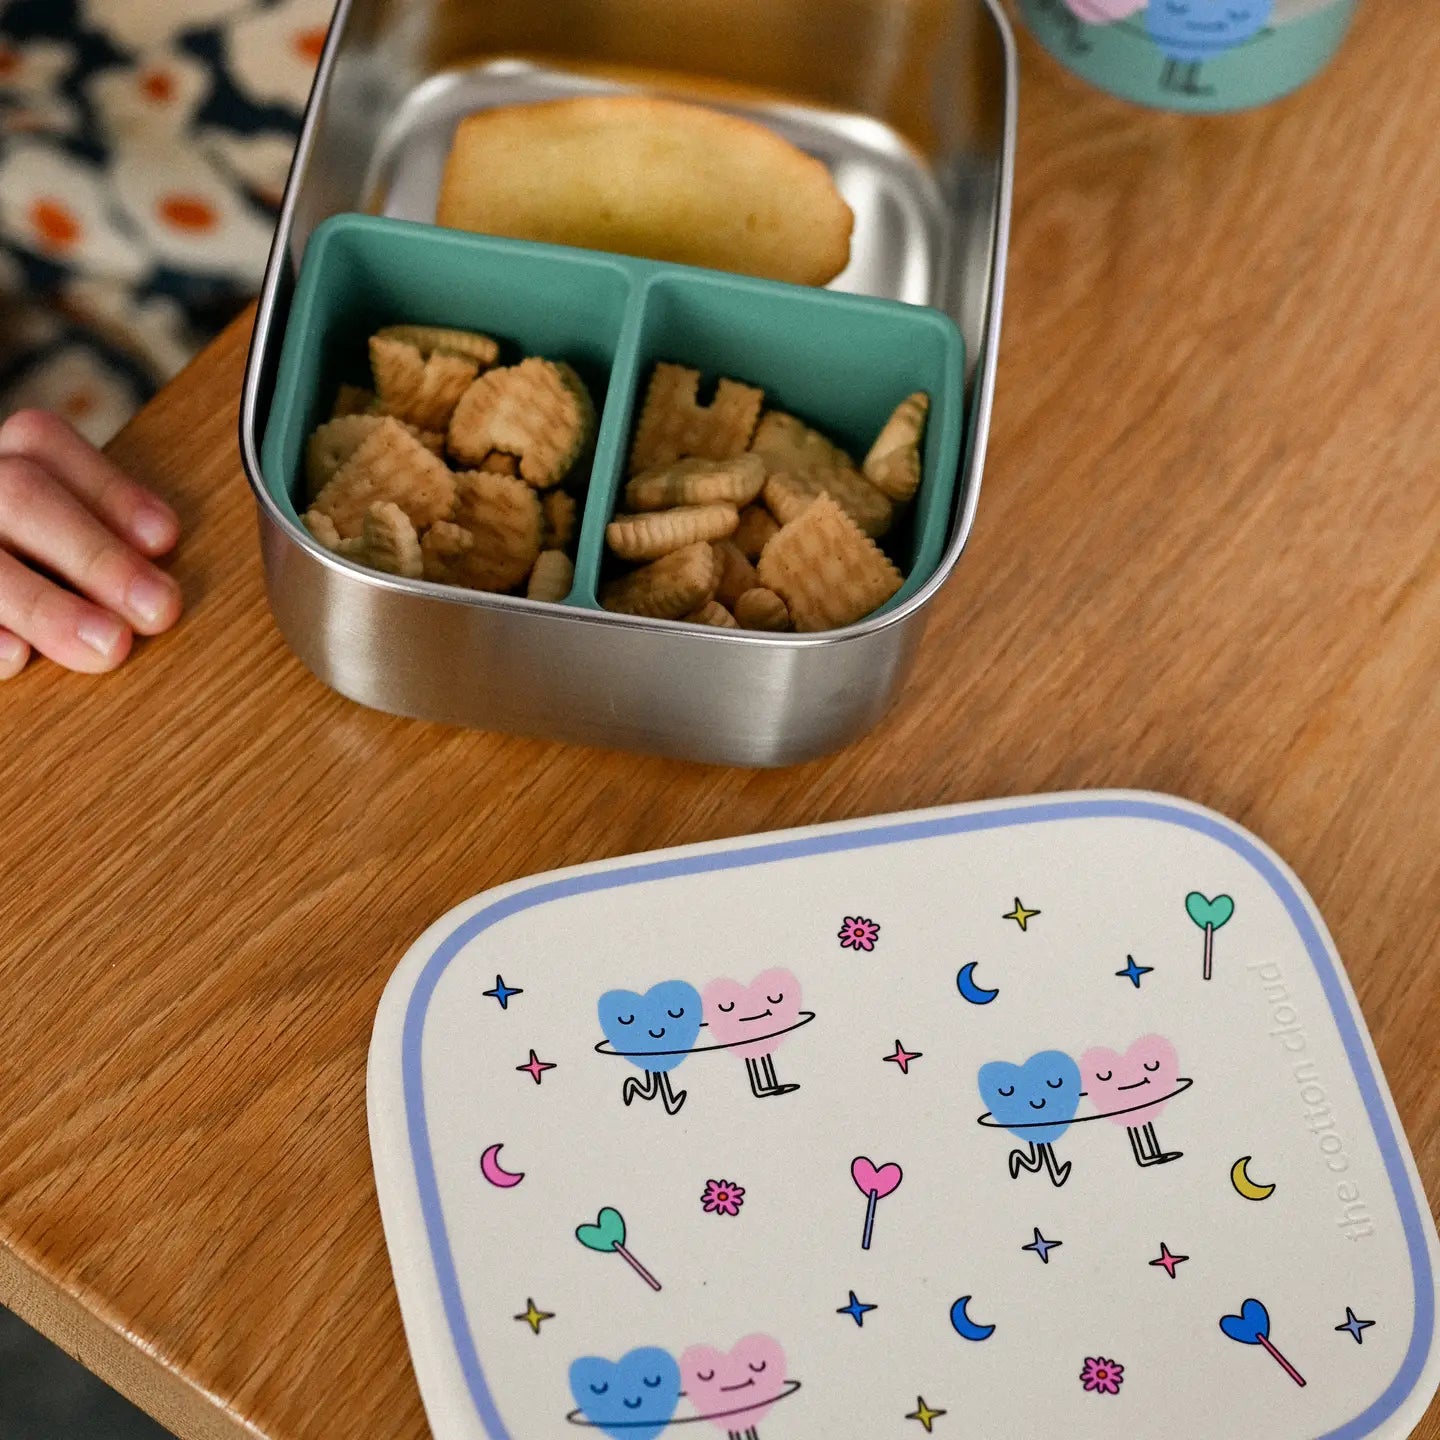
261, 214, 965, 622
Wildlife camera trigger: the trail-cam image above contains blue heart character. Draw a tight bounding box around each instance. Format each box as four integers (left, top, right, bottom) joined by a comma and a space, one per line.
1145, 0, 1274, 63
569, 1348, 681, 1439
978, 1050, 1082, 1145
598, 981, 703, 1073
1219, 1298, 1271, 1346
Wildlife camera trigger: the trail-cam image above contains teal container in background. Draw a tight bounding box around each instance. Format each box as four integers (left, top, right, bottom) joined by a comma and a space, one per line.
262, 214, 966, 619
1018, 0, 1357, 113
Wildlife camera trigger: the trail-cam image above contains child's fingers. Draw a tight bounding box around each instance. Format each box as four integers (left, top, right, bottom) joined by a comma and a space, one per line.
0, 626, 30, 679
0, 408, 180, 557
0, 547, 133, 673
0, 454, 182, 636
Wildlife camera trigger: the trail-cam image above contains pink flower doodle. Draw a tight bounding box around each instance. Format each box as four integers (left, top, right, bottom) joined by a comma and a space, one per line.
838, 916, 880, 951
701, 1179, 745, 1217
1079, 1357, 1125, 1395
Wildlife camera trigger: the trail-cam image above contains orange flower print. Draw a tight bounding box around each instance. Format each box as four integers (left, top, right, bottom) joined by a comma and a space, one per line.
156, 194, 219, 233
140, 69, 176, 104
28, 197, 82, 253
292, 27, 327, 65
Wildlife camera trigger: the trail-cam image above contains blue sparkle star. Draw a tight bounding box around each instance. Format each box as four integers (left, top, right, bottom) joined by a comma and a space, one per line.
1022, 1227, 1062, 1264
837, 1290, 877, 1327
1116, 955, 1153, 988
484, 975, 523, 1010
1335, 1307, 1375, 1344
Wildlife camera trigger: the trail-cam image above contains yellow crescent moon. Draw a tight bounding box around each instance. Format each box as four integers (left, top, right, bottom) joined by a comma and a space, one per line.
1231, 1155, 1275, 1201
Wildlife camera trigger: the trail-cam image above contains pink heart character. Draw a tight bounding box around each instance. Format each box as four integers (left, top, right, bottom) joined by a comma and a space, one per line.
701, 969, 803, 1059
1080, 1035, 1181, 1126
680, 1335, 789, 1432
1064, 0, 1146, 21
851, 1156, 904, 1199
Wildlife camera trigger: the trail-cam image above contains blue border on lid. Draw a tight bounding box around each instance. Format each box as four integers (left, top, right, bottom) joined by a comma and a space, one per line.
397, 797, 1437, 1438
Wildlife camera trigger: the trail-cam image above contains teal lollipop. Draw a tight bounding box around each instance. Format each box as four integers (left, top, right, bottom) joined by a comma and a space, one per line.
575, 1207, 662, 1291
1186, 892, 1234, 982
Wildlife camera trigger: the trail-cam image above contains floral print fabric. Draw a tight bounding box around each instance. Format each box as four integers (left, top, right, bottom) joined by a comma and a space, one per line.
0, 0, 332, 442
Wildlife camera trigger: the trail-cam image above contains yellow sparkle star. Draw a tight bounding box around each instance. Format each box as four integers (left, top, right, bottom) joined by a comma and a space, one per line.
907, 1396, 947, 1431
514, 1298, 554, 1335
1003, 897, 1040, 931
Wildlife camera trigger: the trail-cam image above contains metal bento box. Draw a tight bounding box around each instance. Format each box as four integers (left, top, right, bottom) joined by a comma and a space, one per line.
238, 0, 1017, 768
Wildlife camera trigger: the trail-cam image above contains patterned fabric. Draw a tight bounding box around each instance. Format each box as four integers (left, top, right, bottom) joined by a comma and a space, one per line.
0, 0, 334, 443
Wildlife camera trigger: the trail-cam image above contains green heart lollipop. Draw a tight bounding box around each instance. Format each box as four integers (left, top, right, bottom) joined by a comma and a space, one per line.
1186, 892, 1235, 981
575, 1207, 661, 1290
576, 1206, 626, 1253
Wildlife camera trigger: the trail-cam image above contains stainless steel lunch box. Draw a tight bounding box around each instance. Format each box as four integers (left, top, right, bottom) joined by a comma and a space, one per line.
238, 0, 1017, 767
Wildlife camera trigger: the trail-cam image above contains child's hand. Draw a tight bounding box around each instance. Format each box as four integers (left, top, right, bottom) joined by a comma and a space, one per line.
0, 410, 183, 679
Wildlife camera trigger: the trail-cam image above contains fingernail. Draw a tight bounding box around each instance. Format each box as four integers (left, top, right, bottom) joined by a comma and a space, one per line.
77, 612, 126, 657
0, 633, 25, 674
133, 504, 176, 552
126, 572, 176, 627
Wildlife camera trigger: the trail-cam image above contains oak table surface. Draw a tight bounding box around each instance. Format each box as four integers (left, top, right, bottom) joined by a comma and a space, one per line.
2, 7, 1438, 1439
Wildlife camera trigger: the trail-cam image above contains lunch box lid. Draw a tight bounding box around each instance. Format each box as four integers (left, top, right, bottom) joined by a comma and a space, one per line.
368, 789, 1440, 1439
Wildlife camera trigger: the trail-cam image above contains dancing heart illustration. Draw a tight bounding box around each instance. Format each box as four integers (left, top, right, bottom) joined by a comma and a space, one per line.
569, 1348, 681, 1440
850, 1157, 904, 1199
978, 1051, 1083, 1144
680, 1336, 789, 1429
702, 969, 804, 1057
1220, 1298, 1270, 1345
1081, 1035, 1181, 1124
597, 981, 702, 1071
576, 1207, 627, 1253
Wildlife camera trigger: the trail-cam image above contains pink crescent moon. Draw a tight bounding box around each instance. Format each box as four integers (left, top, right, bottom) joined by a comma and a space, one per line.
479, 1143, 525, 1189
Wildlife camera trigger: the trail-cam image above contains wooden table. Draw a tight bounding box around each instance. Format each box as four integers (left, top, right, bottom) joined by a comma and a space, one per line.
2, 5, 1437, 1437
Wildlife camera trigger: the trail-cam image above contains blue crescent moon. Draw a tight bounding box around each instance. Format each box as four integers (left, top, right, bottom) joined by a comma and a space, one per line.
950, 1295, 996, 1342
956, 963, 999, 1005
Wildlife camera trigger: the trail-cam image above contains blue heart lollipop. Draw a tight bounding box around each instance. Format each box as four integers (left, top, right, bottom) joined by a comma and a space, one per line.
1219, 1298, 1270, 1346
978, 1051, 1082, 1145
598, 982, 702, 1073
569, 1348, 681, 1439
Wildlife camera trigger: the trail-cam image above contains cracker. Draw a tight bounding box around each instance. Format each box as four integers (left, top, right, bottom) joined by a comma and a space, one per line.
763, 467, 895, 542
733, 586, 792, 632
541, 490, 578, 551
355, 501, 423, 579
331, 383, 376, 419
304, 414, 444, 501
448, 357, 595, 488
750, 410, 892, 538
623, 454, 765, 512
436, 95, 853, 287
685, 600, 738, 628
369, 335, 479, 432
712, 539, 759, 610
310, 417, 456, 538
374, 323, 499, 368
420, 521, 475, 586
526, 549, 575, 603
756, 492, 902, 631
450, 468, 544, 591
606, 503, 738, 562
478, 450, 520, 477
732, 503, 779, 561
864, 391, 929, 503
599, 541, 718, 619
304, 509, 343, 550
628, 363, 763, 475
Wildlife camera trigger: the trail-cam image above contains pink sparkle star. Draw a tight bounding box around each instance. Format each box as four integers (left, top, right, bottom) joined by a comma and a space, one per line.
884, 1040, 922, 1075
516, 1049, 556, 1085
1149, 1242, 1188, 1278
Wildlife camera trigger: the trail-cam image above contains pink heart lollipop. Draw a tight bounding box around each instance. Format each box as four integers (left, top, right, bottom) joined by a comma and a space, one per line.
851, 1156, 903, 1250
